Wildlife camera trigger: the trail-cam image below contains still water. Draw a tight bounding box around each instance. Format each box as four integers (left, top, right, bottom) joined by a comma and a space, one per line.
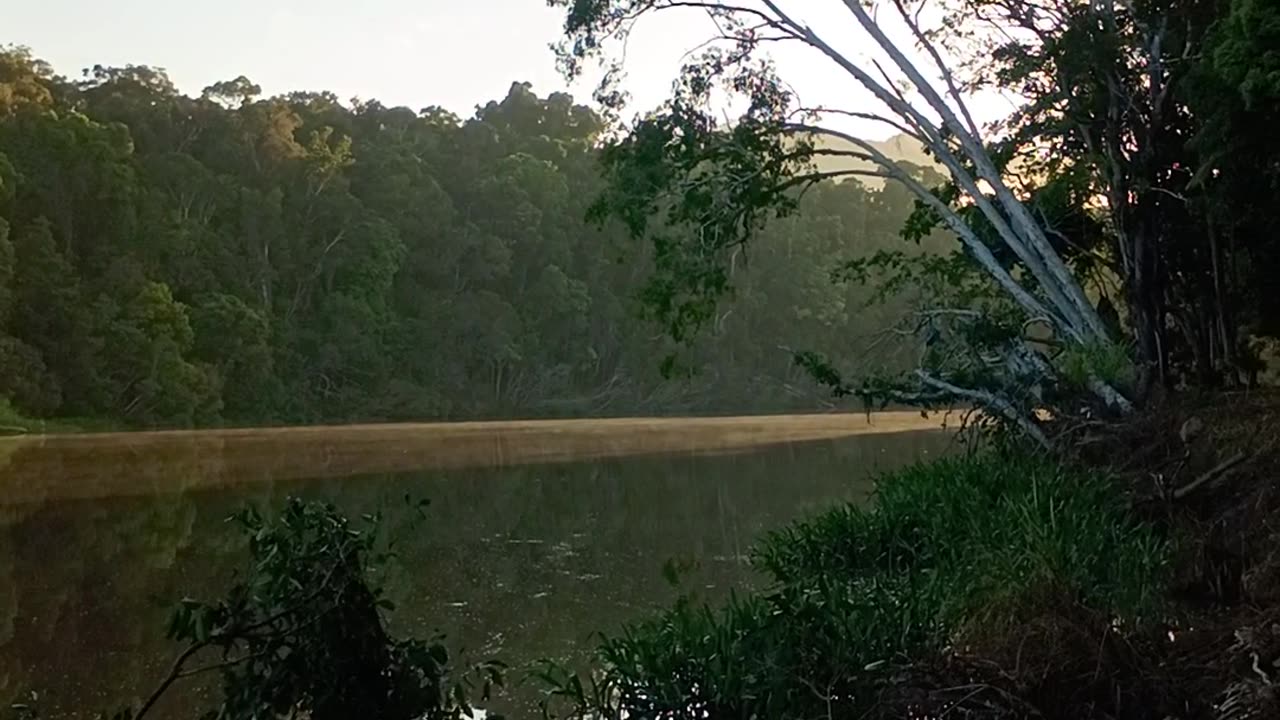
0, 419, 947, 718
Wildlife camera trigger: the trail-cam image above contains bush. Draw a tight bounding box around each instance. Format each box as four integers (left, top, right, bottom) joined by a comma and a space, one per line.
0, 336, 61, 417
112, 498, 504, 720
540, 453, 1169, 720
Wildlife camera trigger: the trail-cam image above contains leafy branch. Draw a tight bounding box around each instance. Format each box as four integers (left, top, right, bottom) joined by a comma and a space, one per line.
113, 498, 505, 720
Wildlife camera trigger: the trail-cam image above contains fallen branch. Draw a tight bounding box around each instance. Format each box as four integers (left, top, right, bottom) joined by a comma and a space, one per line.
915, 369, 1050, 449
1173, 451, 1250, 501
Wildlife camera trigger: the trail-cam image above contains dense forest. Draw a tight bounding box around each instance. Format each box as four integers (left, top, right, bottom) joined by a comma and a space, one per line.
0, 48, 945, 428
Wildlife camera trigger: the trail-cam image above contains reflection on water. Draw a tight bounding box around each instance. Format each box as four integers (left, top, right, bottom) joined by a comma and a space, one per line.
0, 427, 947, 718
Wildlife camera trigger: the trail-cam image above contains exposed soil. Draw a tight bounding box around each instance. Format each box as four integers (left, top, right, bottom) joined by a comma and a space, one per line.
875, 391, 1280, 720
0, 412, 945, 505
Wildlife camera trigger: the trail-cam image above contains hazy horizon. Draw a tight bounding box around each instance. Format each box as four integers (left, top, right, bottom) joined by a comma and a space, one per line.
6, 1, 1019, 141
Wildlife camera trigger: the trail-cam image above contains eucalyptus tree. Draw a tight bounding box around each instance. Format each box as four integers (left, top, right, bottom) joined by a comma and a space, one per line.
941, 0, 1245, 393
550, 0, 1138, 444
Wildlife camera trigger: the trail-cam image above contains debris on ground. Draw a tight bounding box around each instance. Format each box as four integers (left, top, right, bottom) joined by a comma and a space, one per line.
868, 390, 1280, 720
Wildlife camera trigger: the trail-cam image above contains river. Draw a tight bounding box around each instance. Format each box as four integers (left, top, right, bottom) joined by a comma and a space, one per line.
0, 414, 949, 718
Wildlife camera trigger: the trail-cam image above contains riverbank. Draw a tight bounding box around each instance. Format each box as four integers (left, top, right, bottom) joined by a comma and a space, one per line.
0, 412, 947, 504
0, 399, 117, 436
1066, 390, 1280, 718
539, 391, 1280, 719
17, 397, 1276, 719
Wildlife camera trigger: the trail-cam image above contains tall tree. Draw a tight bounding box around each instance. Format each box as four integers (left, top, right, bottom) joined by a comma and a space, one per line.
550, 0, 1139, 443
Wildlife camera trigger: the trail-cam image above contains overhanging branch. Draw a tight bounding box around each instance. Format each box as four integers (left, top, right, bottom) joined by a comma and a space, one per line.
915, 369, 1050, 448
784, 121, 1064, 328
838, 0, 1111, 344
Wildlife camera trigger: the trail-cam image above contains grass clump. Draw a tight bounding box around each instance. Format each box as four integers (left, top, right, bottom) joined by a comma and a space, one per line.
1057, 338, 1137, 390
539, 452, 1170, 720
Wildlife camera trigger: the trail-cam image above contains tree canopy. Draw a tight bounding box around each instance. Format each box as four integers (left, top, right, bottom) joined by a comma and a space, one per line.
0, 46, 942, 428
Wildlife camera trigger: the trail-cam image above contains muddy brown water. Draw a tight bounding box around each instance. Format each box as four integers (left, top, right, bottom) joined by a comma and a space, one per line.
0, 414, 950, 718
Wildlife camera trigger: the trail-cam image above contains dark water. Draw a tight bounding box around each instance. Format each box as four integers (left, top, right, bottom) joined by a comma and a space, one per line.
0, 429, 947, 718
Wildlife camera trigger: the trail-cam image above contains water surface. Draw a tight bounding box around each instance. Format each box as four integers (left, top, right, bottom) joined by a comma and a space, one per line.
0, 417, 948, 717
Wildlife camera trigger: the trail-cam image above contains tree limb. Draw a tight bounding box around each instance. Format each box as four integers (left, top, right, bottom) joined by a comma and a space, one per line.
1172, 451, 1249, 501
889, 0, 983, 140
915, 369, 1050, 448
839, 0, 1111, 345
784, 122, 1063, 327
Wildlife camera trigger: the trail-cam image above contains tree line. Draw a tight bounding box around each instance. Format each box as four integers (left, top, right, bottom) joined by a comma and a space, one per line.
0, 47, 945, 428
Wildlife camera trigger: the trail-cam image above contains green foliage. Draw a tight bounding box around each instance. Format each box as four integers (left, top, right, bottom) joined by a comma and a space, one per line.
93, 281, 221, 425
964, 0, 1280, 385
1058, 338, 1138, 391
0, 336, 59, 415
547, 0, 1122, 431
1185, 0, 1280, 343
587, 55, 806, 342
189, 293, 278, 418
833, 247, 1004, 310
0, 218, 12, 324
0, 396, 30, 431
756, 454, 1168, 622
124, 498, 504, 720
1206, 0, 1280, 108
541, 453, 1169, 719
0, 48, 944, 426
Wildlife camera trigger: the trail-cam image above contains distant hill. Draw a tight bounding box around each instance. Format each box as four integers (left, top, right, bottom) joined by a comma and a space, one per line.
810, 133, 941, 187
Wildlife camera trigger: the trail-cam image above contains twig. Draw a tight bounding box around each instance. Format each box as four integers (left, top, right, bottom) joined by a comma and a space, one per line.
915, 369, 1050, 448
1173, 451, 1249, 501
938, 685, 986, 717
175, 648, 276, 679
134, 641, 210, 720
133, 558, 348, 720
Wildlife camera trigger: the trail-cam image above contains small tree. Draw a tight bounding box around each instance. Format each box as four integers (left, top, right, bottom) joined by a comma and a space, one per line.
551, 0, 1136, 445
116, 498, 503, 720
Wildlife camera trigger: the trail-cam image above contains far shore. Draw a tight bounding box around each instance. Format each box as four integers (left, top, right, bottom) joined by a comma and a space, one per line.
0, 412, 951, 505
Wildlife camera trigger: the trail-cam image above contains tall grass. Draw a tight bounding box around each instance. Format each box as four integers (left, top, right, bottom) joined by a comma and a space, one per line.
539, 452, 1169, 719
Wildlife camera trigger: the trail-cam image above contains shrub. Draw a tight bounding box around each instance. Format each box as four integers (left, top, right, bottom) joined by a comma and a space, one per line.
114, 498, 504, 720
540, 453, 1169, 719
1057, 338, 1137, 391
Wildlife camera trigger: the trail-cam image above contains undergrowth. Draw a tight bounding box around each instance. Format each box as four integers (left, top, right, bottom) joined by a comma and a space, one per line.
0, 398, 32, 432
538, 452, 1170, 719
0, 397, 118, 434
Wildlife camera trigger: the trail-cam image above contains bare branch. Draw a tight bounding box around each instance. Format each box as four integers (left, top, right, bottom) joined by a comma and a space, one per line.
677, 21, 804, 65
793, 106, 924, 142
915, 369, 1049, 448
777, 168, 892, 189
763, 3, 1089, 340
840, 0, 1111, 344
785, 122, 1063, 328
889, 0, 983, 139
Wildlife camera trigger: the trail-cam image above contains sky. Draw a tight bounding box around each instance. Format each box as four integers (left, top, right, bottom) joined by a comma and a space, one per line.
5, 0, 1016, 141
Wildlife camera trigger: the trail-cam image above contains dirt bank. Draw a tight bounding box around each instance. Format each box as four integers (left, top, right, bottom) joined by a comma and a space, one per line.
880, 391, 1280, 720
0, 412, 946, 505
1086, 390, 1280, 720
